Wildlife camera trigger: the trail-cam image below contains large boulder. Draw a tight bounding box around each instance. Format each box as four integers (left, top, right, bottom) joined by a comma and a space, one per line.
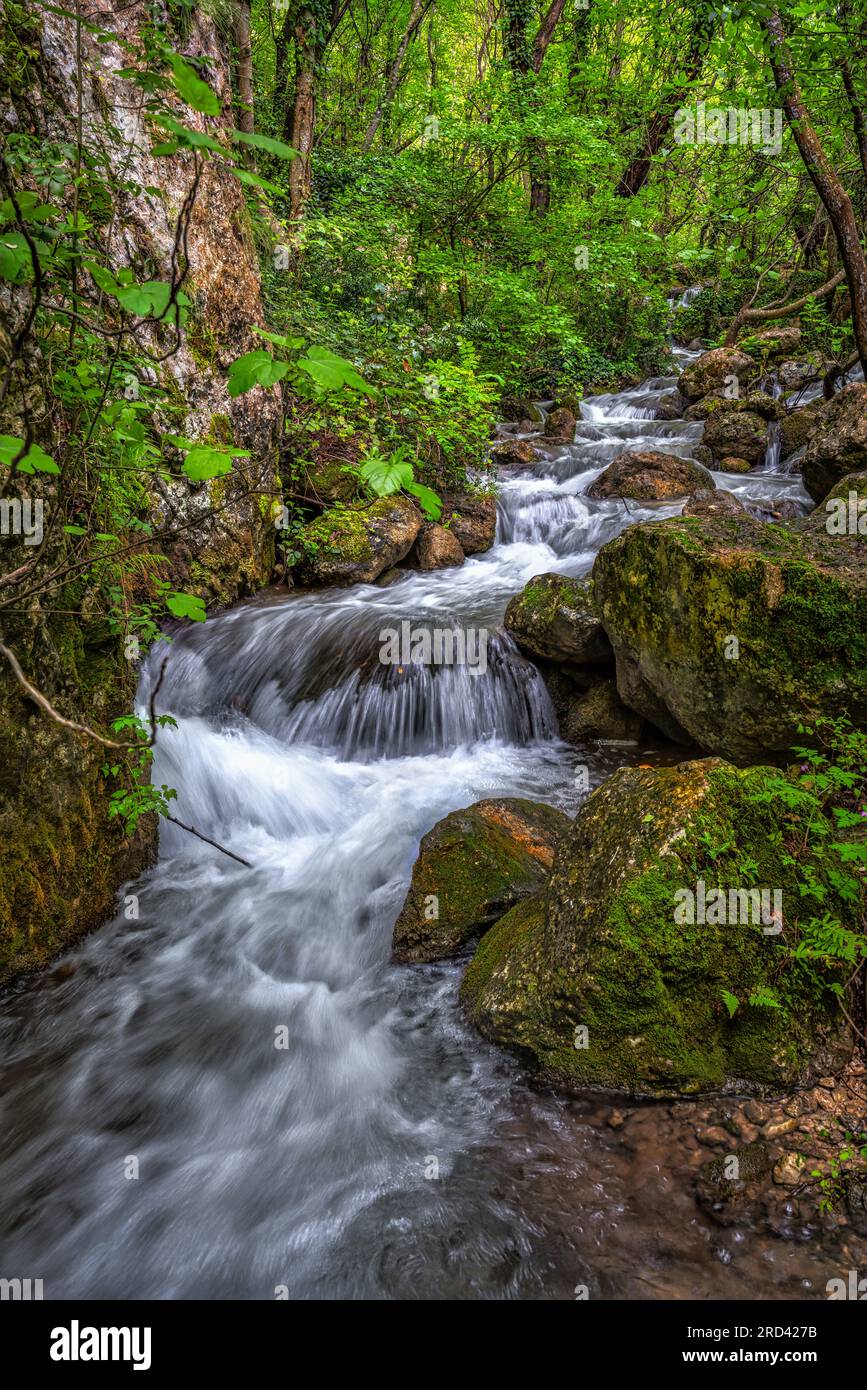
739, 323, 802, 360
702, 408, 768, 466
392, 798, 570, 963
491, 438, 539, 466
801, 384, 867, 502
413, 523, 465, 570
543, 406, 577, 443
588, 450, 712, 501
592, 505, 867, 761
678, 348, 758, 402
779, 398, 824, 460
684, 392, 780, 424
300, 495, 421, 586
441, 490, 497, 555
504, 573, 612, 665
461, 760, 853, 1097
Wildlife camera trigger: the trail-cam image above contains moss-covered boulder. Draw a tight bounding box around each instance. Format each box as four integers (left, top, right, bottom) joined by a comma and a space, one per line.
591, 506, 867, 761
702, 409, 768, 466
300, 495, 421, 586
588, 450, 711, 501
679, 348, 758, 402
801, 384, 867, 502
779, 399, 824, 460
461, 760, 852, 1097
504, 573, 612, 665
393, 797, 570, 963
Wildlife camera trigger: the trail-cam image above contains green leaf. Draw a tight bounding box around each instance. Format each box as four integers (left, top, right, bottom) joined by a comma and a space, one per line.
748, 987, 782, 1010
230, 165, 282, 196
227, 350, 289, 397
359, 452, 413, 496
407, 480, 442, 521
151, 114, 226, 156
0, 435, 59, 474
170, 55, 220, 115
720, 989, 739, 1020
231, 129, 297, 160
166, 591, 206, 622
181, 445, 248, 481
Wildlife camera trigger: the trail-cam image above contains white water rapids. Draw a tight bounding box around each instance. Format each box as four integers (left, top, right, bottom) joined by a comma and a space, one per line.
1, 351, 844, 1299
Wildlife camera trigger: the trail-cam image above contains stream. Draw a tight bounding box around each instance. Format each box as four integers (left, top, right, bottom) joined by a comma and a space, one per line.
0, 351, 852, 1300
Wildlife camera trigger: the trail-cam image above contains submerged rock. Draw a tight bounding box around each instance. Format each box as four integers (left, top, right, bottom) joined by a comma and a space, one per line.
588, 450, 712, 501
504, 573, 612, 665
392, 798, 571, 964
300, 495, 421, 585
461, 759, 853, 1096
592, 502, 867, 761
801, 384, 867, 502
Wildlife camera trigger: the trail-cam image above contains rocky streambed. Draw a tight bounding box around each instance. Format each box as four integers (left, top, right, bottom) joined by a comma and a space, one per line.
0, 340, 865, 1299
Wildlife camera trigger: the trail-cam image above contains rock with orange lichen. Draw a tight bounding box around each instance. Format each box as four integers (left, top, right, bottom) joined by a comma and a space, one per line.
392, 798, 571, 963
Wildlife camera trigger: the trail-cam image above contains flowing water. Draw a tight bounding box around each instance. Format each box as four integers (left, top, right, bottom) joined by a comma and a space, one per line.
0, 354, 852, 1300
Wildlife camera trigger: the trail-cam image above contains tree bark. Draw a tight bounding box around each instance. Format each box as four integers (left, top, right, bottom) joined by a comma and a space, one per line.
233, 1, 254, 147
724, 270, 847, 346
765, 8, 867, 375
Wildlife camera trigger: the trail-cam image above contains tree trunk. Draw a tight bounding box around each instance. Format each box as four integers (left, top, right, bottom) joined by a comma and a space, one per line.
233, 1, 254, 147
362, 0, 433, 151
615, 3, 716, 197
289, 44, 316, 222
765, 7, 867, 375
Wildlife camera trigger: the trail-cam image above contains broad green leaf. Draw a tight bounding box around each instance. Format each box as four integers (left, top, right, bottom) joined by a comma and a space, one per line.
0, 435, 59, 474
181, 446, 248, 481
231, 129, 297, 160
227, 351, 289, 397
166, 591, 206, 622
407, 480, 442, 520
170, 56, 220, 116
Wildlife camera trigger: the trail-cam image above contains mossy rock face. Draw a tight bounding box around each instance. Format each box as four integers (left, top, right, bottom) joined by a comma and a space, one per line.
461, 760, 852, 1097
491, 438, 539, 466
591, 506, 867, 761
300, 495, 421, 586
504, 573, 612, 665
588, 451, 712, 501
779, 399, 824, 460
801, 384, 867, 502
679, 348, 758, 402
393, 798, 571, 964
702, 409, 768, 465
297, 457, 360, 505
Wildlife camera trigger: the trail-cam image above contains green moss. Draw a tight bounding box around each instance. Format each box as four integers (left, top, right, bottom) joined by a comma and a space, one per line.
462, 760, 853, 1097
